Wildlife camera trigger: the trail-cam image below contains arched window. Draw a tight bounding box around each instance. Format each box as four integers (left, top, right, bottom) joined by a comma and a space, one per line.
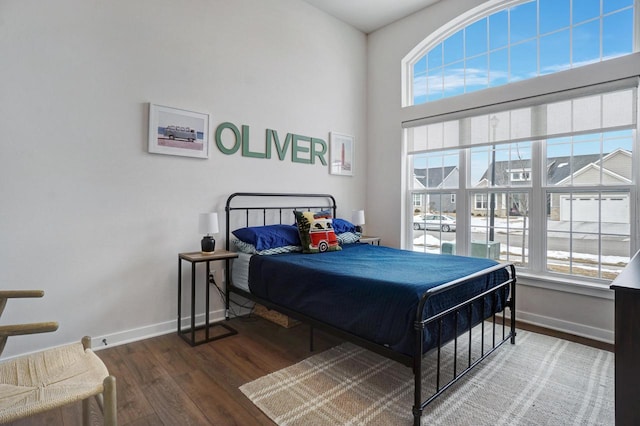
404, 0, 635, 107
403, 0, 639, 285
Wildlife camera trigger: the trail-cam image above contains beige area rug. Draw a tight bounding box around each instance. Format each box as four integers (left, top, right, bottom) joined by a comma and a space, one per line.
240, 330, 614, 425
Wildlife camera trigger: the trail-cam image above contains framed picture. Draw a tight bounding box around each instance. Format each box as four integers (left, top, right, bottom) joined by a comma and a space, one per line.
329, 132, 354, 176
148, 104, 209, 159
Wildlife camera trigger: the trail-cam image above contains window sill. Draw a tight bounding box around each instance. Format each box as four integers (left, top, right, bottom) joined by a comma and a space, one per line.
516, 271, 614, 300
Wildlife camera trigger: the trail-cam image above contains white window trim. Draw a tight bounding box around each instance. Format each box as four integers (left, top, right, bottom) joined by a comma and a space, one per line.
402, 54, 640, 131
518, 272, 614, 300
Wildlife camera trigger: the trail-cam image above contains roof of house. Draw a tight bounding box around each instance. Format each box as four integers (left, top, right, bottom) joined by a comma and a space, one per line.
414, 149, 631, 187
413, 166, 456, 188
481, 154, 603, 185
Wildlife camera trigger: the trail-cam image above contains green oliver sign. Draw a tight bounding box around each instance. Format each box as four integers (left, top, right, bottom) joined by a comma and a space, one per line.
214, 122, 327, 165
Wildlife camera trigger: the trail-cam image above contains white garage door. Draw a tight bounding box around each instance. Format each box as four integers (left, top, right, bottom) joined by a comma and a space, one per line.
559, 194, 629, 223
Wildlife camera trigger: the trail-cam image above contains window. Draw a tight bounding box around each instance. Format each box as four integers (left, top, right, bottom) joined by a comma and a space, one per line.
471, 141, 533, 267
412, 193, 458, 254
407, 86, 636, 282
405, 0, 635, 106
413, 193, 423, 209
475, 194, 488, 209
403, 0, 637, 285
509, 170, 531, 182
545, 130, 633, 279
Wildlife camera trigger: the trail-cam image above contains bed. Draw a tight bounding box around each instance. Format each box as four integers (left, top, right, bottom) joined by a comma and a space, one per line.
225, 192, 516, 425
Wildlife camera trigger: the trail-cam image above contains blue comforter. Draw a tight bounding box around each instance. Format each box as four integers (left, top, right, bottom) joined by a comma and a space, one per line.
248, 243, 508, 356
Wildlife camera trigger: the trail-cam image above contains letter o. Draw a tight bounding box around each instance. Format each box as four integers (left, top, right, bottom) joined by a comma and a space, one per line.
215, 122, 241, 155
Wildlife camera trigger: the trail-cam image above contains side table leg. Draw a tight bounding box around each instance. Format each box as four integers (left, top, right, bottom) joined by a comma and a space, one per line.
225, 258, 230, 320
177, 258, 182, 335
205, 261, 211, 340
191, 262, 196, 346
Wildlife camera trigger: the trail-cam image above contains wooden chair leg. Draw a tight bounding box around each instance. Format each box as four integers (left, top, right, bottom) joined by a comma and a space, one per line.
0, 336, 7, 356
82, 398, 91, 426
82, 335, 92, 350
83, 337, 117, 425
103, 375, 117, 426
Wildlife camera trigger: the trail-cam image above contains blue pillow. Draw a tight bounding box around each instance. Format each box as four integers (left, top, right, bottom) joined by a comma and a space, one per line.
232, 225, 301, 251
332, 218, 357, 234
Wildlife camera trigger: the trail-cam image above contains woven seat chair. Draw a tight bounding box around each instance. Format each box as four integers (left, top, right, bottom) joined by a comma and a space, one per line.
0, 290, 117, 425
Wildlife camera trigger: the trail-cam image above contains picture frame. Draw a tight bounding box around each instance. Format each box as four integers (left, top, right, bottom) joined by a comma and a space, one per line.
329, 132, 354, 176
148, 104, 210, 159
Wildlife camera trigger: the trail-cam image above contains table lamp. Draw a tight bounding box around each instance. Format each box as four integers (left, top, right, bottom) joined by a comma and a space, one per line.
199, 212, 219, 253
352, 209, 365, 234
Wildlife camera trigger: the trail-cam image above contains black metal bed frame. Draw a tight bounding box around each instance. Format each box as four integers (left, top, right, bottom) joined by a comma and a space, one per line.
225, 192, 517, 426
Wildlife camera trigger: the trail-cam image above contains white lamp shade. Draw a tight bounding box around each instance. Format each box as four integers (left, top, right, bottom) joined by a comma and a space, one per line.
199, 212, 219, 234
352, 209, 365, 226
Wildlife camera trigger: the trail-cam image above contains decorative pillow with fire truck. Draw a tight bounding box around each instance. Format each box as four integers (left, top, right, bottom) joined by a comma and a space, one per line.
294, 210, 342, 254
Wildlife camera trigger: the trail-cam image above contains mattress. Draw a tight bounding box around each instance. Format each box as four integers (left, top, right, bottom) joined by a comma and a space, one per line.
231, 252, 252, 292
248, 243, 509, 356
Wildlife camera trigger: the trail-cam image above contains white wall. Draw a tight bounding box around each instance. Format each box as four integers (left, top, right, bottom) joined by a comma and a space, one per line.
0, 0, 367, 357
366, 0, 616, 343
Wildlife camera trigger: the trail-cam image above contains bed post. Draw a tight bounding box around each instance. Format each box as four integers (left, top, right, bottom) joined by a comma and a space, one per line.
225, 195, 234, 319
413, 320, 425, 426
509, 264, 517, 344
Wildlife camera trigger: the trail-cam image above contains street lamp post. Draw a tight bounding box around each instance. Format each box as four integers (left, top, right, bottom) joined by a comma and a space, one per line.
489, 116, 499, 242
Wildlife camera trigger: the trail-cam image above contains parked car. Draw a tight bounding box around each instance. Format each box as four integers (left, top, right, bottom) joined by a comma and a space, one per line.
413, 214, 456, 232
164, 125, 197, 141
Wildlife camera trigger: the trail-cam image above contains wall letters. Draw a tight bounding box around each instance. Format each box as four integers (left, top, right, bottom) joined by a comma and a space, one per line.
214, 122, 327, 166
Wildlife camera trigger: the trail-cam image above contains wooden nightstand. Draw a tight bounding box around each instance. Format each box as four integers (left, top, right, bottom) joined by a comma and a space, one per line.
360, 236, 381, 245
178, 250, 239, 346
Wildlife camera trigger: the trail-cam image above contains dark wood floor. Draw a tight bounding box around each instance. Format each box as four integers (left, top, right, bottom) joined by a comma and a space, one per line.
7, 316, 612, 425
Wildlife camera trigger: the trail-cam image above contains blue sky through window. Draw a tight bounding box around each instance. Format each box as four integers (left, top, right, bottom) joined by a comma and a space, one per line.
412, 0, 635, 105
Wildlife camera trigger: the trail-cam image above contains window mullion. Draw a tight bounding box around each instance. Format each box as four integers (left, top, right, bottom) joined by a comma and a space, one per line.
530, 137, 544, 273
458, 149, 470, 255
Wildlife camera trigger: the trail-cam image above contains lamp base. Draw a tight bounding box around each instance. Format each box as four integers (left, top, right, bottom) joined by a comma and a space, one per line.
201, 236, 216, 253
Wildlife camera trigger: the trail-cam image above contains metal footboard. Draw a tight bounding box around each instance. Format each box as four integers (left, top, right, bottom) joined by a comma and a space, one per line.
412, 263, 516, 425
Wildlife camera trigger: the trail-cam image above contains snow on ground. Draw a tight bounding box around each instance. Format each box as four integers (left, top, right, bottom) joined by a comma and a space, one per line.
412, 234, 443, 247
413, 234, 629, 269
413, 215, 629, 265
413, 237, 629, 265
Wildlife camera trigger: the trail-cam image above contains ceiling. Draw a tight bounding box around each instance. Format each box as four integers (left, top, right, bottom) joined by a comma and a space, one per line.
301, 0, 441, 33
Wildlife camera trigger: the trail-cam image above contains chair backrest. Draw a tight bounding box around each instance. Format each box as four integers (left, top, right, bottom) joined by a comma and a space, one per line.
0, 290, 58, 356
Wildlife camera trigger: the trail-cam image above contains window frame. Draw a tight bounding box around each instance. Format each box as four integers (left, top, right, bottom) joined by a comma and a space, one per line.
408, 130, 636, 286
474, 193, 488, 209
401, 0, 640, 293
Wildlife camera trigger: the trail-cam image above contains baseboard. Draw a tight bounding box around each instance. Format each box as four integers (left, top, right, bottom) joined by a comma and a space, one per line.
516, 310, 614, 344
90, 307, 613, 351
0, 308, 235, 361
91, 309, 228, 351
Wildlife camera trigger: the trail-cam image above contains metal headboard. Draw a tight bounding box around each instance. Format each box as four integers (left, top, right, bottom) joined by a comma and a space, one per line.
225, 192, 337, 250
